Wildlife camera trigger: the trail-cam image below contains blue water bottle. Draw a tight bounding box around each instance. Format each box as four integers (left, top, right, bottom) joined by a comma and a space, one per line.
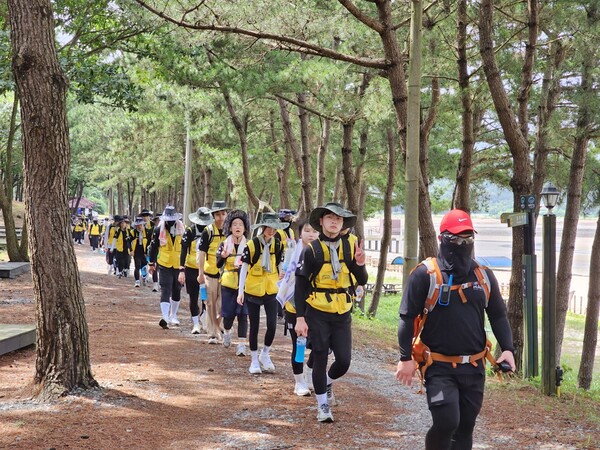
200, 284, 207, 301
295, 336, 306, 363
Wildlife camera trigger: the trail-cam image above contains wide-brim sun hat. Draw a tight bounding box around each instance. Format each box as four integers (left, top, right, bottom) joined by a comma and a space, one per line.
113, 214, 123, 222
309, 202, 357, 232
252, 212, 290, 230
210, 200, 230, 215
189, 207, 214, 226
439, 209, 477, 235
139, 209, 153, 217
161, 205, 183, 221
133, 217, 145, 226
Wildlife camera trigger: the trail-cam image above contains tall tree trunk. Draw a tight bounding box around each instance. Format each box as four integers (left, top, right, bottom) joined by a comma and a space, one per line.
71, 181, 84, 215
368, 127, 396, 317
297, 92, 314, 212
578, 211, 600, 390
332, 157, 344, 203
479, 0, 535, 372
8, 0, 97, 399
117, 182, 125, 215
418, 75, 440, 259
316, 117, 331, 207
341, 122, 358, 213
270, 109, 290, 209
221, 87, 260, 210
278, 98, 305, 214
0, 90, 27, 261
556, 29, 595, 362
453, 0, 474, 211
203, 167, 212, 206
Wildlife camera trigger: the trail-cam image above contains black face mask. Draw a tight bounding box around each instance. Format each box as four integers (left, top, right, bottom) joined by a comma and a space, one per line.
437, 238, 475, 283
165, 220, 175, 231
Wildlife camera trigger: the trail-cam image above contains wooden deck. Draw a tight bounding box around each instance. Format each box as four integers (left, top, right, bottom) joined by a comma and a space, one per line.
0, 324, 36, 356
0, 262, 30, 279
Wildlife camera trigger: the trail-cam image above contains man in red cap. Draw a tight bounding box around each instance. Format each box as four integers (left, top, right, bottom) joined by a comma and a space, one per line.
396, 209, 515, 450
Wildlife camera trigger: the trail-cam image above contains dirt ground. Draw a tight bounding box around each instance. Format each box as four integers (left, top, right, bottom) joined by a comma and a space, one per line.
1, 242, 600, 449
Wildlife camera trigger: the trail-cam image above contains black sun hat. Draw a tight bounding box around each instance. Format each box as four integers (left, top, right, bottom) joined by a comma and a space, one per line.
210, 200, 230, 215
309, 202, 356, 232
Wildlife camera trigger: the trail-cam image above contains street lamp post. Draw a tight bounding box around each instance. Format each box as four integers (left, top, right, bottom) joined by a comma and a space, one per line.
541, 181, 560, 395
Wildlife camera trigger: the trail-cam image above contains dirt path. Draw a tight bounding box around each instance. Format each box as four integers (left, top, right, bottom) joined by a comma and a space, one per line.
1, 244, 598, 449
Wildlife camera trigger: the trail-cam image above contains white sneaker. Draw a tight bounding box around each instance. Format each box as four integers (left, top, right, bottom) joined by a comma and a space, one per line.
236, 343, 247, 356
135, 280, 140, 287
294, 380, 311, 396
259, 349, 275, 373
249, 360, 262, 374
107, 265, 112, 275
208, 336, 218, 345
305, 367, 314, 392
317, 403, 334, 423
199, 311, 207, 331
326, 383, 337, 406
169, 316, 180, 326
191, 324, 201, 334
152, 282, 159, 292
223, 332, 232, 348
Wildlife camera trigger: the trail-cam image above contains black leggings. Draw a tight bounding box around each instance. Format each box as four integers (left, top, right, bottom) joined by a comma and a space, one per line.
185, 267, 203, 317
305, 306, 352, 395
424, 371, 485, 450
133, 252, 146, 281
158, 266, 181, 304
223, 315, 248, 338
246, 295, 277, 351
114, 250, 128, 273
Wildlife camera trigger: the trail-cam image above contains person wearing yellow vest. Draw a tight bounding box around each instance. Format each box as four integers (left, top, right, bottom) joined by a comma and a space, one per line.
216, 210, 250, 354
275, 209, 296, 320
87, 217, 103, 252
102, 216, 119, 274
236, 212, 287, 374
196, 200, 229, 344
295, 202, 367, 423
130, 217, 150, 288
276, 220, 320, 396
73, 218, 85, 245
178, 207, 213, 335
148, 205, 186, 329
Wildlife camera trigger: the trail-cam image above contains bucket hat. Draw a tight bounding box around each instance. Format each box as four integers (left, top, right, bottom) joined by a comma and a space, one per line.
161, 205, 183, 221
133, 217, 145, 226
189, 207, 214, 226
309, 202, 356, 232
252, 212, 290, 230
439, 209, 476, 235
210, 200, 230, 215
113, 214, 123, 222
139, 208, 153, 217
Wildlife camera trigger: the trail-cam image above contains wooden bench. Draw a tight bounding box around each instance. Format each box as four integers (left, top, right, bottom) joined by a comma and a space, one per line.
0, 324, 36, 356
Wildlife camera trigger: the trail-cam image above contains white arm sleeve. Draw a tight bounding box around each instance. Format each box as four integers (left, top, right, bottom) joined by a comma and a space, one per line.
237, 262, 249, 298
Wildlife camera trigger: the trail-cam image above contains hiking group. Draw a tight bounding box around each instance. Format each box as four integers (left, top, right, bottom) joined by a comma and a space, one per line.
84, 203, 515, 448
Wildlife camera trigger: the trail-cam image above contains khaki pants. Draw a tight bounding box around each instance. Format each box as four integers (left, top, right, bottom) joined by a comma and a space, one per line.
205, 276, 222, 338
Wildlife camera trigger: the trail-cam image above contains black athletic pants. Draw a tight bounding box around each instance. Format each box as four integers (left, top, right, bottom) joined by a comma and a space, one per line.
158, 266, 181, 304
246, 295, 277, 351
133, 252, 146, 281
424, 369, 485, 450
185, 267, 204, 317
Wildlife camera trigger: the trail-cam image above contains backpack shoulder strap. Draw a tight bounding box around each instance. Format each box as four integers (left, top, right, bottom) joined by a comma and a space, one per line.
308, 240, 324, 284
473, 262, 491, 307
250, 239, 261, 267
422, 257, 443, 314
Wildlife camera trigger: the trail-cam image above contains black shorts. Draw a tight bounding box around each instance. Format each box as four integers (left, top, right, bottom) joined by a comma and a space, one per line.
304, 304, 351, 353
221, 285, 248, 318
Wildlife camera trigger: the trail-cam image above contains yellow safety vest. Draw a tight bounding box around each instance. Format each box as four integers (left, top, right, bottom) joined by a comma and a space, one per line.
244, 238, 280, 297
114, 228, 128, 252
306, 240, 355, 314
184, 226, 201, 269
88, 223, 102, 236
203, 224, 225, 276
157, 233, 182, 269
276, 228, 295, 249
131, 229, 148, 253
220, 244, 243, 290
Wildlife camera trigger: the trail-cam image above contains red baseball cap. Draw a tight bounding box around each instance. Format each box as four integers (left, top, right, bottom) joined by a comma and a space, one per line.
439, 209, 476, 234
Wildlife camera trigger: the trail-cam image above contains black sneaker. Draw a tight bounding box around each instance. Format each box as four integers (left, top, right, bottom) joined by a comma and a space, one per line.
159, 319, 169, 329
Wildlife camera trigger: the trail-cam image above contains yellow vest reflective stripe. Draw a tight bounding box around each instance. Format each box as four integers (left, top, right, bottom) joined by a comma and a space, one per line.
157, 233, 182, 268
244, 238, 279, 297
203, 224, 225, 276
306, 240, 354, 314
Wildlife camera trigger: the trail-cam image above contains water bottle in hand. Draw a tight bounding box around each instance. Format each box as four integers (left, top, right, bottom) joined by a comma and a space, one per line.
200, 284, 207, 301
295, 336, 306, 363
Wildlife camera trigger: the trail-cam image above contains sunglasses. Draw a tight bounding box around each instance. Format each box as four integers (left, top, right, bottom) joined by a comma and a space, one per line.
441, 232, 474, 246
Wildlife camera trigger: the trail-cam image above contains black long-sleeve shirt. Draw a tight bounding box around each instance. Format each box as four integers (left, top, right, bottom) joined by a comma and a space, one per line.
294, 233, 368, 317
180, 224, 204, 267
397, 259, 514, 373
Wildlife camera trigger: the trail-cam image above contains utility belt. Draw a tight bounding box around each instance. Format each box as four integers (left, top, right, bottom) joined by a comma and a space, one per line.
313, 287, 351, 303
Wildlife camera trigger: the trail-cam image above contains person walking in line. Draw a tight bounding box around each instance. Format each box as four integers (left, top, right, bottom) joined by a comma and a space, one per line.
216, 209, 250, 355
148, 205, 186, 329
294, 202, 367, 423
130, 217, 150, 287
196, 201, 229, 344
275, 209, 297, 321
103, 215, 120, 275
277, 220, 320, 396
178, 207, 213, 334
395, 209, 515, 450
113, 217, 131, 278
146, 213, 161, 292
237, 212, 287, 374
88, 217, 103, 252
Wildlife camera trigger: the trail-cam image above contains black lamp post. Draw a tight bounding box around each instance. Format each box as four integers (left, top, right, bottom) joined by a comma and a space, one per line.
541, 181, 559, 395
